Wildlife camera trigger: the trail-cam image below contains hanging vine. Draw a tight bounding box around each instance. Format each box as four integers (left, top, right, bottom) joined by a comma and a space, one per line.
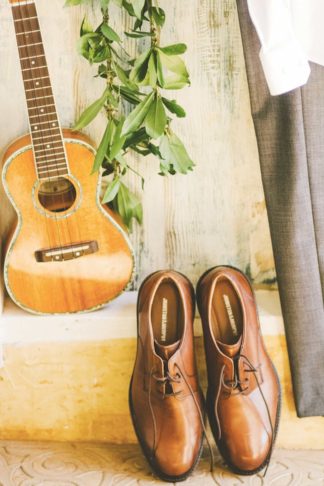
66, 0, 193, 228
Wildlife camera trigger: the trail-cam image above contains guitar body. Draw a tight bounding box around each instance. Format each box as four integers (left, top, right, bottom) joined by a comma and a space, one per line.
2, 129, 134, 314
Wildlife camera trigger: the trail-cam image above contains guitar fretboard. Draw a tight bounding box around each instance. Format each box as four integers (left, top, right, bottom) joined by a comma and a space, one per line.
10, 0, 69, 179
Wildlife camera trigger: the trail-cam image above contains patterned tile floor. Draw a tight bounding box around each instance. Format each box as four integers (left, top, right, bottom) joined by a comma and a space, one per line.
0, 442, 323, 485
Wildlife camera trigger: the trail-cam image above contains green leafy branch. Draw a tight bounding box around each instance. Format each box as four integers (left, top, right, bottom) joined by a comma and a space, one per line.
66, 0, 194, 229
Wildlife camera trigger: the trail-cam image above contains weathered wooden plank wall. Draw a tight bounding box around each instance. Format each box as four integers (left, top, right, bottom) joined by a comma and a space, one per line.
0, 0, 275, 291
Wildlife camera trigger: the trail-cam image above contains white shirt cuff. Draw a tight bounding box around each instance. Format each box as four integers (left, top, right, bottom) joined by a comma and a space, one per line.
259, 40, 311, 96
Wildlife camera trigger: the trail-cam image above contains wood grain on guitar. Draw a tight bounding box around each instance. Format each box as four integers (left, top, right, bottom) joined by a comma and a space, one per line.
2, 0, 134, 314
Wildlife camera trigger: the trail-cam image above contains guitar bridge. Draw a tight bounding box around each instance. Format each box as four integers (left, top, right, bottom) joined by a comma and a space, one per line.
35, 241, 99, 262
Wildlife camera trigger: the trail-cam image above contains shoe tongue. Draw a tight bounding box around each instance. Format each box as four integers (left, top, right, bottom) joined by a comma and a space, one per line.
218, 336, 242, 357
154, 340, 181, 360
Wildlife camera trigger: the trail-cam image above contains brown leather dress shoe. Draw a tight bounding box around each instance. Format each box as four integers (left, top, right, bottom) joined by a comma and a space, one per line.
197, 266, 281, 475
129, 270, 205, 482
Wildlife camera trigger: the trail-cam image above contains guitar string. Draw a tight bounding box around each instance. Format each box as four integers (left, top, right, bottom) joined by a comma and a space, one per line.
25, 0, 76, 254
26, 0, 84, 258
14, 0, 66, 256
11, 0, 54, 255
15, 1, 75, 258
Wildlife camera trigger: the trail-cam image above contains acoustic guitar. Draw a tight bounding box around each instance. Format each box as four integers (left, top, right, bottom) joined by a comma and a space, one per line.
2, 0, 134, 314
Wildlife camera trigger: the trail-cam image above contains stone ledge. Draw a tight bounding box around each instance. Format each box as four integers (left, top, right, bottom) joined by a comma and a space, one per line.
0, 289, 284, 343
0, 291, 323, 449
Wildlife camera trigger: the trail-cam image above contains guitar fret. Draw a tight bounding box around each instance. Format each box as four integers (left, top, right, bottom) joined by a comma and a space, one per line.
16, 33, 41, 47
35, 155, 66, 162
24, 79, 50, 89
32, 133, 61, 141
28, 104, 55, 110
32, 135, 62, 143
24, 75, 49, 82
36, 152, 65, 159
27, 94, 53, 101
31, 124, 60, 131
21, 54, 44, 61
16, 30, 39, 36
29, 110, 56, 118
18, 42, 42, 48
37, 162, 67, 169
31, 120, 58, 127
13, 16, 37, 21
38, 167, 67, 174
29, 113, 57, 119
36, 153, 66, 161
33, 145, 63, 152
22, 65, 47, 71
33, 141, 63, 148
25, 86, 52, 92
18, 46, 44, 59
34, 147, 63, 153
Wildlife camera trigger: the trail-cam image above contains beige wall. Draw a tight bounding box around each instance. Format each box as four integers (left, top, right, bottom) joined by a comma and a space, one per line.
0, 0, 274, 288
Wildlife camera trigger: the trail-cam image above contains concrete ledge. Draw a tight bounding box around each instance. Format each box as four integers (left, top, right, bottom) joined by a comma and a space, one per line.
0, 289, 284, 342
0, 290, 323, 449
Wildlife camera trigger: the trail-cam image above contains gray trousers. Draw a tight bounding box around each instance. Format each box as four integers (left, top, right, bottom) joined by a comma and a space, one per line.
237, 1, 324, 417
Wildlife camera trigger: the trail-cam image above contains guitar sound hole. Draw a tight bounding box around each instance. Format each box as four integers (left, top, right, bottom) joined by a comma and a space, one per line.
38, 177, 77, 213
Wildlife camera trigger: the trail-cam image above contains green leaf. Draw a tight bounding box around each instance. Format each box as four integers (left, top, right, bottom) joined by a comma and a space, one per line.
125, 31, 152, 38
156, 50, 165, 88
149, 7, 165, 27
163, 75, 189, 90
101, 24, 121, 44
73, 89, 108, 130
116, 85, 142, 105
159, 132, 194, 174
78, 32, 110, 63
78, 32, 97, 59
122, 0, 136, 17
80, 17, 93, 35
109, 119, 126, 160
162, 97, 186, 118
112, 0, 123, 5
147, 52, 157, 87
133, 17, 143, 30
92, 120, 115, 173
130, 0, 145, 19
129, 48, 151, 84
156, 50, 190, 89
102, 177, 121, 203
113, 62, 137, 89
117, 182, 143, 228
121, 91, 154, 135
115, 153, 128, 169
124, 127, 148, 149
144, 93, 167, 139
158, 50, 189, 78
159, 43, 187, 55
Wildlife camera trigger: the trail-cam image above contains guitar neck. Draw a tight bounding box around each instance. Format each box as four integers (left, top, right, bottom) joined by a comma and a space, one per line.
10, 0, 69, 179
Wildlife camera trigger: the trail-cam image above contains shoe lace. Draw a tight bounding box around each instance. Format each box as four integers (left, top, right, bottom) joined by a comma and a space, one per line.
215, 354, 274, 476
148, 362, 215, 474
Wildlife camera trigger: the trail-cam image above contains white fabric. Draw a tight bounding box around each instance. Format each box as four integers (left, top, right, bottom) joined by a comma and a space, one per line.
247, 0, 324, 95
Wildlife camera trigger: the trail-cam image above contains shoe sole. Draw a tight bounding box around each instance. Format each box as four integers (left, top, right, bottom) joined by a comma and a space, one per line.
196, 264, 282, 476
129, 270, 205, 482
